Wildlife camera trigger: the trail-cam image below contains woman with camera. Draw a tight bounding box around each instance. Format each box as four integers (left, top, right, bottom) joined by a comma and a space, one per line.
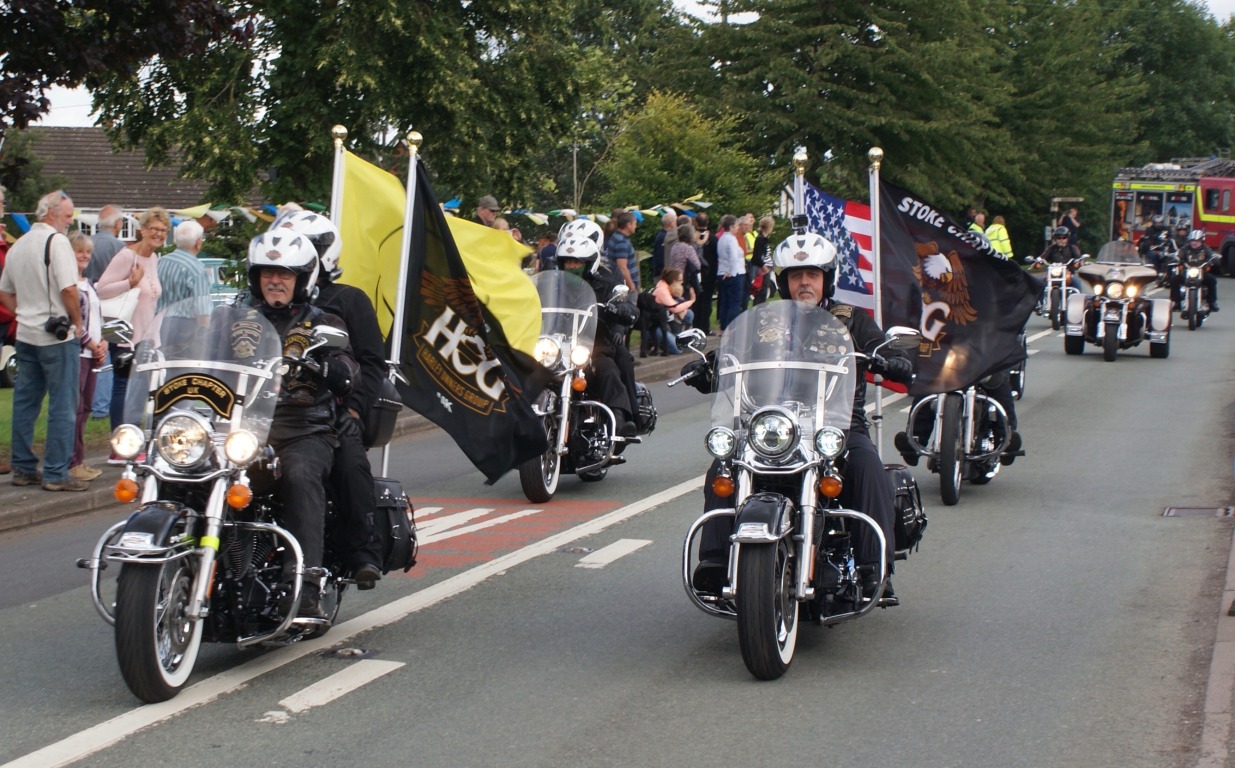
96, 207, 166, 453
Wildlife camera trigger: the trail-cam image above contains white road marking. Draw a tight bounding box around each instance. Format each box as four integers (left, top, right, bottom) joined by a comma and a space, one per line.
276, 659, 404, 715
1027, 348, 1041, 356
575, 539, 652, 569
417, 507, 495, 533
1, 475, 705, 768
412, 506, 444, 518
1027, 328, 1055, 343
420, 509, 542, 544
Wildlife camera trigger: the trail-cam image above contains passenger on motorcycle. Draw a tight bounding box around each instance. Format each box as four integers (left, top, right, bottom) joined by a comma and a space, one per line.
557, 219, 641, 437
682, 232, 915, 605
1139, 215, 1174, 274
271, 210, 385, 588
248, 230, 360, 618
1035, 226, 1084, 293
1173, 229, 1219, 312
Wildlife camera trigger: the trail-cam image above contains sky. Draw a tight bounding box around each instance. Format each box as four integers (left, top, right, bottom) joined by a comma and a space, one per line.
33, 0, 1235, 128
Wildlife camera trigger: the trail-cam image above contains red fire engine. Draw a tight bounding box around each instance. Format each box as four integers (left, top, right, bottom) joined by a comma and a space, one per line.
1111, 157, 1235, 275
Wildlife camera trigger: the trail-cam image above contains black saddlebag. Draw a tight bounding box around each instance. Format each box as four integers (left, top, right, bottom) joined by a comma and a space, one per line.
884, 464, 927, 557
374, 477, 418, 573
635, 381, 657, 435
363, 378, 403, 449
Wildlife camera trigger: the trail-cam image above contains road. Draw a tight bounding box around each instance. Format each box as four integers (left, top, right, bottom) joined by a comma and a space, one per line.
1, 295, 1233, 768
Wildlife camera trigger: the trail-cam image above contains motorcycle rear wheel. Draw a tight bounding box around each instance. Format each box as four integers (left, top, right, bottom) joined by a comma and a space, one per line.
114, 559, 203, 703
1102, 325, 1119, 362
938, 394, 964, 506
519, 414, 561, 502
736, 540, 798, 680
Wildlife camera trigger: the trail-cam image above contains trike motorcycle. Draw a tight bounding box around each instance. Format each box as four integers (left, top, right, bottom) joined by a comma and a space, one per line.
675, 302, 925, 680
1064, 241, 1171, 361
518, 271, 654, 502
77, 300, 416, 703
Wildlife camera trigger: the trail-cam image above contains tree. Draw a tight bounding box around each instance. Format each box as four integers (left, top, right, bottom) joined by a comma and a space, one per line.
0, 0, 240, 134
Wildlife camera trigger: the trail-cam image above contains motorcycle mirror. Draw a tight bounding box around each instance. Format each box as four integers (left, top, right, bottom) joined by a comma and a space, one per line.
884, 326, 922, 350
101, 319, 133, 343
677, 328, 707, 352
311, 325, 350, 350
610, 284, 630, 302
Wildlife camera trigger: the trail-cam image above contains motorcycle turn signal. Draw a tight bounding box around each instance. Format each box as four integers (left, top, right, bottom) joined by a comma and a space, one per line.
113, 477, 140, 504
818, 475, 843, 499
711, 473, 735, 498
571, 374, 587, 392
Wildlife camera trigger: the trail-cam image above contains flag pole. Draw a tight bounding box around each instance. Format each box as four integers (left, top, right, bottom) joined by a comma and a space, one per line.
329, 125, 347, 222
868, 146, 885, 459
382, 129, 423, 476
792, 146, 807, 225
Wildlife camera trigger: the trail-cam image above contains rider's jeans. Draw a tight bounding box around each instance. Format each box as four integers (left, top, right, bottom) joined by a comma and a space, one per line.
11, 339, 80, 482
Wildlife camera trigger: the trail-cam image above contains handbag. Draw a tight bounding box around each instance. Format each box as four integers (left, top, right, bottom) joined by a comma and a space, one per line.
99, 251, 141, 322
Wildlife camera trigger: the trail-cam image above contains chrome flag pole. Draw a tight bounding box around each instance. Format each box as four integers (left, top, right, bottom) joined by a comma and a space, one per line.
868, 146, 885, 459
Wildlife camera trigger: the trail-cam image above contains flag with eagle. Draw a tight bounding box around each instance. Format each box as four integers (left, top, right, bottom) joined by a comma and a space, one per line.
396, 157, 551, 483
878, 179, 1040, 396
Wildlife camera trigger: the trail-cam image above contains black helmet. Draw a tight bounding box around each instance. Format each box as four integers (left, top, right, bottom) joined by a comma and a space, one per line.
1052, 226, 1069, 239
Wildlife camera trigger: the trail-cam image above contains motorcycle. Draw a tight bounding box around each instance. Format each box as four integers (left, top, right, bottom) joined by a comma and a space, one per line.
1065, 241, 1172, 361
1173, 252, 1219, 330
1007, 332, 1027, 400
899, 377, 1016, 507
674, 302, 925, 680
77, 299, 416, 703
1028, 254, 1086, 331
518, 271, 654, 502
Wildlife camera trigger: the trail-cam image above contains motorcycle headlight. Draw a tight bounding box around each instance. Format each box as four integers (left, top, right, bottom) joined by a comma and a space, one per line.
813, 426, 846, 459
1106, 281, 1125, 299
748, 409, 798, 459
1126, 283, 1139, 298
705, 427, 736, 458
224, 429, 261, 466
1187, 266, 1202, 279
154, 413, 212, 469
569, 344, 591, 367
1093, 283, 1104, 296
110, 424, 145, 460
534, 337, 561, 367
1048, 264, 1064, 278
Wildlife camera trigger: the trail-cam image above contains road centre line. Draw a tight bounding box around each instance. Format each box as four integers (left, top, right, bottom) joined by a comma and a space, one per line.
1, 475, 705, 768
576, 539, 652, 569
276, 659, 405, 715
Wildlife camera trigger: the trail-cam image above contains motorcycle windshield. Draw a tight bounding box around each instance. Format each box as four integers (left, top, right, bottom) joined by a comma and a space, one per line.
711, 301, 858, 435
531, 271, 598, 370
121, 298, 283, 443
1095, 240, 1144, 265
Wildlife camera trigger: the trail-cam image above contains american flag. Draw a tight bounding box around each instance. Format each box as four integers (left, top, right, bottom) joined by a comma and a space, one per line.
802, 182, 875, 313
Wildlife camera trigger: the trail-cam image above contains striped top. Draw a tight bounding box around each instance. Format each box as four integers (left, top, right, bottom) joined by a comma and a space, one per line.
155, 249, 212, 315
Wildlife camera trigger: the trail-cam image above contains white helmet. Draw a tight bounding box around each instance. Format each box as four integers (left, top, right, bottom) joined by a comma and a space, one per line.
248, 230, 320, 305
773, 233, 838, 300
557, 219, 604, 266
1188, 229, 1205, 243
272, 210, 342, 281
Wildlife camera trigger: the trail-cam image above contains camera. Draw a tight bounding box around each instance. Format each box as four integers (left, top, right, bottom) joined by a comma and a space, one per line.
44, 315, 71, 341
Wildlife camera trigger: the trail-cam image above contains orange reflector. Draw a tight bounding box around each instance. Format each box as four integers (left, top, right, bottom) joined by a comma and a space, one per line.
113, 478, 140, 503
819, 476, 843, 499
712, 475, 735, 497
226, 484, 253, 509
571, 375, 587, 392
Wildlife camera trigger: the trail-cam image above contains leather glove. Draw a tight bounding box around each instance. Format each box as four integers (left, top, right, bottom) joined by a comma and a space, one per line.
313, 356, 353, 395
869, 354, 915, 384
680, 351, 716, 395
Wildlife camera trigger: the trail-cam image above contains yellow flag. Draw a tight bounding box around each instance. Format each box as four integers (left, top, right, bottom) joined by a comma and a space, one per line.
337, 150, 405, 336
444, 217, 539, 355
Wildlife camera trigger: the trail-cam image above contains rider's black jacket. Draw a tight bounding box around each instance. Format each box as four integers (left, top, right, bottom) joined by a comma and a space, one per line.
824, 300, 914, 435
315, 280, 385, 423
1179, 242, 1217, 267
1038, 241, 1083, 265
1138, 226, 1173, 257
579, 266, 639, 354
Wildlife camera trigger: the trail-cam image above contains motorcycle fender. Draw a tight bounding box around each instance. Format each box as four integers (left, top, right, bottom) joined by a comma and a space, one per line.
116, 503, 193, 551
1065, 293, 1087, 325
731, 492, 794, 543
1148, 298, 1172, 332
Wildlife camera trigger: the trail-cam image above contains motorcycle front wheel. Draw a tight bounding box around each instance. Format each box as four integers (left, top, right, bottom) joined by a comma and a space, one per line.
938, 394, 964, 506
519, 413, 561, 503
736, 539, 798, 680
114, 558, 203, 703
1102, 324, 1119, 362
1049, 288, 1062, 331
1187, 288, 1199, 330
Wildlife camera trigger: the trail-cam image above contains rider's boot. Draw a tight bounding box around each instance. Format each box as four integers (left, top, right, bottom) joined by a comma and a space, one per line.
1000, 431, 1023, 466
859, 564, 899, 608
893, 431, 919, 466
692, 551, 728, 594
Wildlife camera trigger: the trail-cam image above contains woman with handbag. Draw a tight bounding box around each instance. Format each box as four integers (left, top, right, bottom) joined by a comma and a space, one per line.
95, 207, 166, 450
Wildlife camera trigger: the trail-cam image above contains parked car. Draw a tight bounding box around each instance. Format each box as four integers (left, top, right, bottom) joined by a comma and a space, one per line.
200, 257, 240, 307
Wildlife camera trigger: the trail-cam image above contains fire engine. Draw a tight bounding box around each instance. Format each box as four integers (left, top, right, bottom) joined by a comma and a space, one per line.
1111, 157, 1235, 275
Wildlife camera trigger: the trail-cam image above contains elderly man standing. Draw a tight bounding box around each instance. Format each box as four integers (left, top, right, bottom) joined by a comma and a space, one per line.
0, 190, 87, 491
86, 203, 125, 282
157, 220, 211, 313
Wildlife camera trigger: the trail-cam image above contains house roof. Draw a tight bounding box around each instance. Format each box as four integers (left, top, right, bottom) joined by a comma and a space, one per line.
23, 126, 213, 210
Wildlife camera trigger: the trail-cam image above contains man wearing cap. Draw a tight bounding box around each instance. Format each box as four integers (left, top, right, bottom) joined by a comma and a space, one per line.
476, 195, 501, 227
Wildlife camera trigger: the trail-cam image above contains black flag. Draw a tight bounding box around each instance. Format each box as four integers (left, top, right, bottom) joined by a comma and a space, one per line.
878, 179, 1041, 395
394, 159, 551, 483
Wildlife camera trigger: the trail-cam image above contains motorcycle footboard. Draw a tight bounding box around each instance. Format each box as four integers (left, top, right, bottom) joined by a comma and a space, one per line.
818, 508, 888, 627
682, 509, 737, 620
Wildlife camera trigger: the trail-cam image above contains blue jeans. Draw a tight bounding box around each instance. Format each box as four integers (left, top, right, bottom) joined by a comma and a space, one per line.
717, 275, 745, 330
91, 366, 112, 417
11, 339, 80, 483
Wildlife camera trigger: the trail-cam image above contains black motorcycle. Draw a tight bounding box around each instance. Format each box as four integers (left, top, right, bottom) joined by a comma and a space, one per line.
78, 300, 416, 703
518, 272, 654, 502
673, 302, 926, 680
